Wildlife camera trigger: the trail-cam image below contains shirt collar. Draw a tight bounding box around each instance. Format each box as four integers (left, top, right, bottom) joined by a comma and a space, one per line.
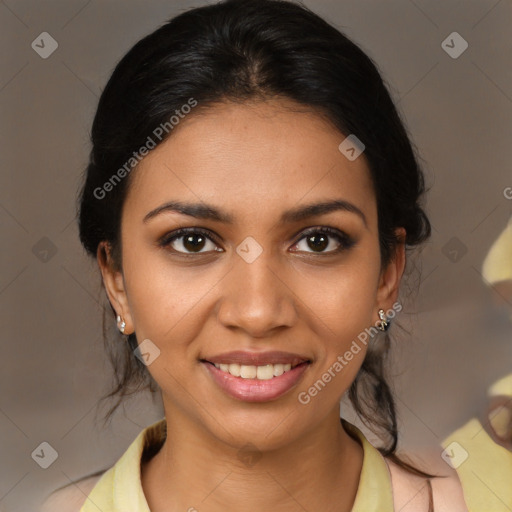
104, 417, 394, 512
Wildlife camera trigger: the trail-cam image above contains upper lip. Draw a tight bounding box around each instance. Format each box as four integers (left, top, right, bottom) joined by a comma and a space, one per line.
202, 351, 311, 367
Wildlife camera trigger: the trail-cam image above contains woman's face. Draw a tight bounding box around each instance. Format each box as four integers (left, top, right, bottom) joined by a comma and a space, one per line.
100, 99, 404, 450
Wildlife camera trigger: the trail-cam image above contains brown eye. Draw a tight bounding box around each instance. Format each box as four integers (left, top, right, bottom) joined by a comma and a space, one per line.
291, 227, 355, 254
179, 233, 208, 252
159, 228, 222, 254
305, 233, 329, 252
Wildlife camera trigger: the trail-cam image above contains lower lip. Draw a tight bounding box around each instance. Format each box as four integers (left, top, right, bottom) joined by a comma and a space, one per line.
201, 361, 310, 402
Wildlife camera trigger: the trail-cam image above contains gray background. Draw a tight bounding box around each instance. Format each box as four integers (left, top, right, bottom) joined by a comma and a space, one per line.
1, 1, 511, 511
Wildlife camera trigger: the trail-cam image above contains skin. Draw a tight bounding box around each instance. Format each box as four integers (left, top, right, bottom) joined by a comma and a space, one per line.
98, 98, 407, 512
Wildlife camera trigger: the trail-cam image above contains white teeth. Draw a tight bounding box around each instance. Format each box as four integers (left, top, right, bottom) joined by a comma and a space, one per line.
256, 365, 274, 380
273, 363, 284, 377
240, 365, 257, 378
213, 362, 299, 379
228, 363, 241, 376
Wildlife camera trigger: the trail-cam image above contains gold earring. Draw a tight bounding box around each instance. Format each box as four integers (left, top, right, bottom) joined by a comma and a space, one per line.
376, 309, 390, 331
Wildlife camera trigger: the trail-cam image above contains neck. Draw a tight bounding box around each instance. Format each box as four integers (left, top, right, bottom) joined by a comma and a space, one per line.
141, 408, 364, 512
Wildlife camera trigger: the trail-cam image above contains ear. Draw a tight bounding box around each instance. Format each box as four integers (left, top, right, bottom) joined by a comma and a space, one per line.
97, 241, 134, 335
375, 228, 406, 310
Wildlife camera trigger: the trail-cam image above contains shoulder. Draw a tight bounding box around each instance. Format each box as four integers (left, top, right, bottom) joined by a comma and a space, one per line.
39, 473, 104, 512
385, 453, 468, 512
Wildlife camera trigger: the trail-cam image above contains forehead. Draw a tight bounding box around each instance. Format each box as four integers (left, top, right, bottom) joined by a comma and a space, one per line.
124, 99, 376, 224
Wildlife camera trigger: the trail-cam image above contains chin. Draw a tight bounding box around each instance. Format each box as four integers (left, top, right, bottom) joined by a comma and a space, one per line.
204, 404, 311, 452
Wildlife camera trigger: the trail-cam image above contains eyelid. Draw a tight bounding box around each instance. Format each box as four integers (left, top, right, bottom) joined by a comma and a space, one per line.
290, 226, 355, 252
158, 227, 222, 250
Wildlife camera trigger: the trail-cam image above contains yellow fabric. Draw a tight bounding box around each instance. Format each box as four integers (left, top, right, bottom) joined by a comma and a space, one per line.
79, 418, 394, 512
442, 418, 512, 512
343, 421, 395, 511
482, 216, 512, 284
488, 373, 512, 397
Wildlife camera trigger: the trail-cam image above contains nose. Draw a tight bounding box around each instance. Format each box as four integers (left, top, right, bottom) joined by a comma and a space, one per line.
216, 247, 298, 338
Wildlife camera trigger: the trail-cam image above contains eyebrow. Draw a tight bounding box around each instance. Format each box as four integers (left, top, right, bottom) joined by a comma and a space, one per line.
143, 199, 367, 227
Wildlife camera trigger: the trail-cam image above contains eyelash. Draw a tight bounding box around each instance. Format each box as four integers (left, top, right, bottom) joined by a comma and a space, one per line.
158, 226, 355, 256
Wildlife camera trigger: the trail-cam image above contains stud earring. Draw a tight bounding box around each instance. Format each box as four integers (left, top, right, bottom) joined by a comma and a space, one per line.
116, 314, 126, 334
376, 309, 390, 331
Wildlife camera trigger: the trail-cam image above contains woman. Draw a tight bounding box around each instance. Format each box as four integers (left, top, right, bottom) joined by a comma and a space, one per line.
40, 0, 509, 510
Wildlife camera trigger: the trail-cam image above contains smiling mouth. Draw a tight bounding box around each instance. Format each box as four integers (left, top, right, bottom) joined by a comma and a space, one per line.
201, 361, 309, 380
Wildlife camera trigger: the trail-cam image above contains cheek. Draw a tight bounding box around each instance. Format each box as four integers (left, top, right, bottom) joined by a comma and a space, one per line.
121, 243, 236, 381
295, 250, 381, 339
307, 272, 377, 326
294, 284, 376, 409
121, 246, 203, 341
121, 254, 213, 393
305, 279, 374, 368
291, 249, 381, 395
